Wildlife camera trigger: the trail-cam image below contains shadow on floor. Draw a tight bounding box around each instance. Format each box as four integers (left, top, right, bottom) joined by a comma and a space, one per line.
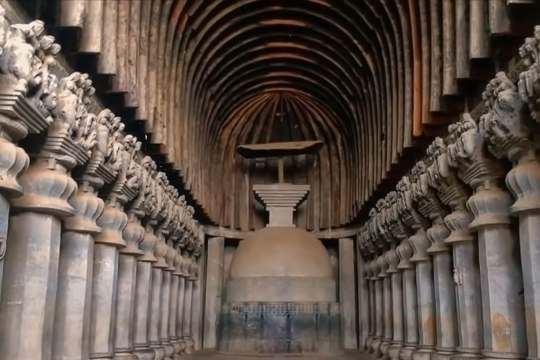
181, 351, 377, 359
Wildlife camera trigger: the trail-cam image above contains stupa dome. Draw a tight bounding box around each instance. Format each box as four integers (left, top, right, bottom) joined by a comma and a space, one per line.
226, 226, 336, 302
230, 227, 333, 278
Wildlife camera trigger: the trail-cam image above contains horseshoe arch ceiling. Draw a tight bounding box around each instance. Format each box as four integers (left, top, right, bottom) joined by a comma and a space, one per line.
17, 0, 536, 230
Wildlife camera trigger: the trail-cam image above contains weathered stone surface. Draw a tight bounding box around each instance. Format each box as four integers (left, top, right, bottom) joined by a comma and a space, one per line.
203, 237, 224, 350
0, 3, 539, 360
339, 237, 357, 350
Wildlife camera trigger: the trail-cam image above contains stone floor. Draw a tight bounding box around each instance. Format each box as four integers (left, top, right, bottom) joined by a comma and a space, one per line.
182, 351, 374, 359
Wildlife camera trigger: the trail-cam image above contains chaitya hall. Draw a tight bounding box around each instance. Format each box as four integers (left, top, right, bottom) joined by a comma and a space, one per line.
0, 0, 539, 360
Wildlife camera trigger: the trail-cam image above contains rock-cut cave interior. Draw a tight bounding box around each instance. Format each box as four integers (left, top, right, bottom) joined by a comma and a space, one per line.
0, 0, 539, 359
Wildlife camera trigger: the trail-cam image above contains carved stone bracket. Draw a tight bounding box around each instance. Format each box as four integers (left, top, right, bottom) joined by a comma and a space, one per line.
517, 26, 540, 123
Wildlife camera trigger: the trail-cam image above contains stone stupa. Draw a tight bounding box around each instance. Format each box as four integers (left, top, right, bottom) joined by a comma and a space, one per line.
218, 141, 341, 354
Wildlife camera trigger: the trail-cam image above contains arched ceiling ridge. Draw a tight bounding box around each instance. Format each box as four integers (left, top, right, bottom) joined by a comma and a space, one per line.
180, 1, 377, 128
48, 0, 531, 228
207, 61, 354, 123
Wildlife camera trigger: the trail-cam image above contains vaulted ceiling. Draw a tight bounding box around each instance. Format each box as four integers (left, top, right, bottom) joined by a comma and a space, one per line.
15, 0, 537, 230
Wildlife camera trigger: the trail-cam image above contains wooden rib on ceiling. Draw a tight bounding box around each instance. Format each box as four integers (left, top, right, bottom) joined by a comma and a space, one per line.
49, 0, 532, 229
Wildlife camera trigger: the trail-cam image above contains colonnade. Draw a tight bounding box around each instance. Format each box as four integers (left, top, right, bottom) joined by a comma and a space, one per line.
359, 27, 540, 360
0, 9, 203, 360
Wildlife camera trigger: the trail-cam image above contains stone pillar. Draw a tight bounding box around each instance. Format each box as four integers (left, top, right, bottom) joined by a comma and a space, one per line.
507, 150, 540, 360
411, 159, 458, 360
53, 183, 104, 360
89, 200, 128, 359
448, 113, 526, 360
357, 241, 370, 350
0, 125, 28, 299
512, 35, 540, 359
339, 237, 358, 350
396, 239, 418, 360
411, 162, 458, 360
0, 8, 55, 301
149, 238, 168, 360
0, 156, 77, 360
386, 248, 403, 360
426, 220, 457, 360
365, 261, 376, 350
426, 137, 482, 360
381, 251, 394, 359
369, 261, 378, 350
133, 223, 158, 360
53, 106, 121, 360
170, 248, 183, 359
449, 224, 483, 360
203, 236, 224, 349
160, 242, 176, 360
409, 229, 435, 360
183, 268, 194, 353
0, 30, 81, 360
176, 268, 186, 353
485, 66, 540, 360
86, 131, 141, 360
169, 271, 179, 352
371, 255, 385, 355
113, 207, 145, 359
89, 195, 130, 359
468, 181, 526, 360
191, 259, 203, 351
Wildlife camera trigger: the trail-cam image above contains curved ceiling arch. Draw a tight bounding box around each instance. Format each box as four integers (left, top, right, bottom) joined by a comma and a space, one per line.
51, 0, 528, 228
160, 0, 414, 229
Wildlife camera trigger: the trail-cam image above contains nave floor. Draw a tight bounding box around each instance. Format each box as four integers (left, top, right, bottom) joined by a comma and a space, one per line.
182, 351, 375, 359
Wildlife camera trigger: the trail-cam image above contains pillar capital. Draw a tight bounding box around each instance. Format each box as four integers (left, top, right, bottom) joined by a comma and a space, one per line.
358, 229, 377, 259
409, 161, 448, 226
0, 139, 28, 198
480, 72, 531, 163
424, 138, 475, 245
445, 113, 512, 231
366, 203, 394, 255
425, 138, 470, 211
153, 238, 169, 269
386, 192, 411, 241
122, 215, 145, 256
364, 260, 373, 279
63, 187, 104, 234
517, 26, 540, 124
385, 247, 399, 273
396, 239, 414, 270
408, 228, 430, 263
426, 222, 450, 254
121, 157, 158, 256
12, 71, 100, 217
173, 248, 184, 276
187, 255, 200, 281
377, 253, 389, 278
367, 260, 380, 281
140, 224, 159, 263
466, 184, 513, 230
0, 9, 59, 143
138, 161, 163, 262
153, 185, 177, 269
75, 108, 123, 189
165, 241, 177, 272
375, 198, 397, 245
95, 134, 143, 248
10, 158, 77, 217
479, 68, 540, 215
94, 202, 128, 247
447, 113, 506, 189
396, 175, 430, 231
65, 108, 128, 234
443, 208, 474, 244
